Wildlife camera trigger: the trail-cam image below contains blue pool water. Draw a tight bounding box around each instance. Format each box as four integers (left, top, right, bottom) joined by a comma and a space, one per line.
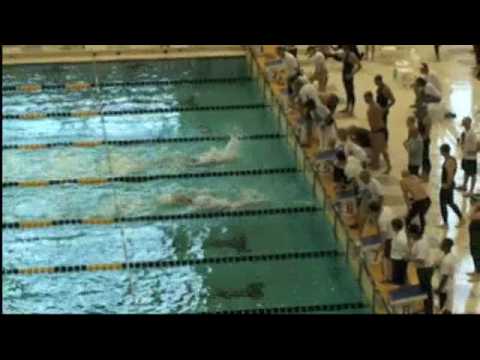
2, 56, 368, 314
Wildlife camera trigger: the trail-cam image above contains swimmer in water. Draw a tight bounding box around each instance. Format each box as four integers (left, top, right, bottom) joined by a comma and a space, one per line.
214, 282, 265, 300
159, 194, 267, 212
188, 137, 240, 167
112, 137, 240, 175
206, 234, 250, 253
159, 190, 268, 212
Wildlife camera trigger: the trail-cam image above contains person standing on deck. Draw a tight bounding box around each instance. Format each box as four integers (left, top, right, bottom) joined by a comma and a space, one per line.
434, 45, 441, 61
420, 63, 456, 119
473, 45, 480, 79
339, 45, 362, 117
303, 98, 334, 149
409, 223, 435, 314
438, 144, 465, 230
457, 117, 478, 197
367, 200, 394, 282
390, 218, 409, 285
364, 91, 392, 174
357, 171, 385, 235
374, 75, 396, 142
435, 238, 456, 314
468, 204, 480, 282
307, 46, 329, 93
400, 170, 432, 235
276, 46, 301, 97
413, 78, 438, 182
403, 128, 424, 176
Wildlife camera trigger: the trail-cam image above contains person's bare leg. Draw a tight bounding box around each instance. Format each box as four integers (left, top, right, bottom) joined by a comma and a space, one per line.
370, 150, 380, 170
382, 150, 392, 174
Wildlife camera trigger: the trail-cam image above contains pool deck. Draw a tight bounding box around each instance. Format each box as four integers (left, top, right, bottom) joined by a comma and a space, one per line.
2, 45, 245, 65
251, 46, 442, 314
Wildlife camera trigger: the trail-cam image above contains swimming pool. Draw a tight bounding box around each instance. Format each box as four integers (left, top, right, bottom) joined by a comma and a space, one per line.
2, 56, 369, 314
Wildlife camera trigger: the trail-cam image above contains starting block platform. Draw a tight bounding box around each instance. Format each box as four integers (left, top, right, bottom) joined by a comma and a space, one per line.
359, 234, 385, 252
389, 285, 428, 314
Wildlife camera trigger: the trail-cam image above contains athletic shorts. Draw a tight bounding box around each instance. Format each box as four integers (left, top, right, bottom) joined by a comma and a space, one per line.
462, 159, 477, 176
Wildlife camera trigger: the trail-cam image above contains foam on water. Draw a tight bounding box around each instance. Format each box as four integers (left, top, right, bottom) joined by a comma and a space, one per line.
108, 136, 241, 175
157, 188, 268, 212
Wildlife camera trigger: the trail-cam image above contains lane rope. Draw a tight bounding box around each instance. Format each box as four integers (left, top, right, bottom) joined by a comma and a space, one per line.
2, 77, 254, 93
2, 206, 321, 230
206, 302, 368, 315
2, 249, 341, 276
3, 104, 269, 121
3, 168, 300, 189
2, 133, 285, 151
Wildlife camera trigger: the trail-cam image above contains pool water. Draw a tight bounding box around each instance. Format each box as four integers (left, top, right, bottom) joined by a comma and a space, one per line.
2, 56, 368, 314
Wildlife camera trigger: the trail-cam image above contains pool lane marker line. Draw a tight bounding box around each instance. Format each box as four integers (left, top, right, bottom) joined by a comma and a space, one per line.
2, 104, 270, 121
2, 206, 320, 230
3, 168, 300, 189
2, 133, 285, 151
2, 77, 254, 93
207, 302, 368, 315
2, 249, 341, 276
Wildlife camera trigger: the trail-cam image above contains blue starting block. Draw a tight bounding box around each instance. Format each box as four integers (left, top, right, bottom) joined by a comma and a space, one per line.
359, 234, 385, 252
389, 285, 428, 314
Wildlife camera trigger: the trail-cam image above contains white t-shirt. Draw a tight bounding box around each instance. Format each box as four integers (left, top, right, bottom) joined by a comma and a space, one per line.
424, 82, 442, 100
439, 252, 457, 292
358, 178, 384, 200
390, 230, 409, 260
337, 140, 369, 163
284, 52, 300, 77
424, 73, 443, 95
462, 129, 478, 160
310, 103, 331, 127
299, 83, 321, 107
411, 237, 436, 268
378, 206, 395, 239
312, 51, 327, 73
345, 156, 363, 180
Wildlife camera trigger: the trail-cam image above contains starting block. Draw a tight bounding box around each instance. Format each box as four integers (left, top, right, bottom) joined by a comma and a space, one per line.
389, 285, 428, 314
314, 150, 337, 173
359, 233, 385, 253
335, 189, 358, 226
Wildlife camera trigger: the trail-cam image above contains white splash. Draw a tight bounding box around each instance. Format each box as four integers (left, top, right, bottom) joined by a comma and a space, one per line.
189, 136, 240, 167
109, 136, 241, 176
158, 189, 268, 212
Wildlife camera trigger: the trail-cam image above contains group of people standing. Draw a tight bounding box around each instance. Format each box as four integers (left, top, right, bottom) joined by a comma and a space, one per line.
274, 45, 479, 314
